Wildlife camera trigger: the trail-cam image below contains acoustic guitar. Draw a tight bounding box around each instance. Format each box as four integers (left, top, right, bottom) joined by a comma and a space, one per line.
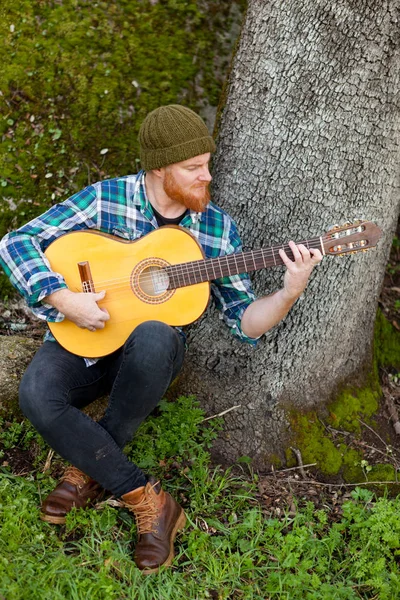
44, 220, 381, 357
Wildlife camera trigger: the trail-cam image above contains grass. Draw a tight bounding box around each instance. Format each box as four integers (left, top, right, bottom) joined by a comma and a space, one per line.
1, 396, 400, 599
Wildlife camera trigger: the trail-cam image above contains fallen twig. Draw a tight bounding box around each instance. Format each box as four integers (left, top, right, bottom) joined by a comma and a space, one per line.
42, 449, 54, 472
290, 447, 308, 479
383, 390, 400, 435
358, 418, 399, 451
289, 478, 399, 488
265, 463, 317, 475
201, 404, 242, 422
97, 498, 121, 509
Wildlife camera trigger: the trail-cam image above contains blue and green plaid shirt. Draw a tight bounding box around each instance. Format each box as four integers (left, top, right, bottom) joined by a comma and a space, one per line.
0, 171, 258, 350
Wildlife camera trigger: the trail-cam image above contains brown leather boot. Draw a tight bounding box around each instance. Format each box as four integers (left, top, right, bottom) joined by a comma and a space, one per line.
40, 466, 105, 525
121, 478, 186, 574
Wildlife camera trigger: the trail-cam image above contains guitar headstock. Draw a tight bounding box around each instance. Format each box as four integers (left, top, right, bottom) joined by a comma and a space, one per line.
322, 220, 382, 256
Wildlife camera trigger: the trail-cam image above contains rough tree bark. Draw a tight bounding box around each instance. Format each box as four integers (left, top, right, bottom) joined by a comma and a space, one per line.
177, 0, 400, 467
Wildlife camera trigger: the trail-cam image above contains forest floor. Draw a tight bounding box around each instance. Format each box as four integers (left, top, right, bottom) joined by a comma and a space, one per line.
0, 229, 399, 599
1, 225, 399, 517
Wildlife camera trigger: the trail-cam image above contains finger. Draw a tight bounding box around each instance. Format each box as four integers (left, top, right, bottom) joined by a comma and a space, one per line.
93, 290, 106, 301
296, 243, 311, 262
99, 309, 110, 321
310, 248, 323, 263
278, 247, 292, 266
288, 241, 302, 261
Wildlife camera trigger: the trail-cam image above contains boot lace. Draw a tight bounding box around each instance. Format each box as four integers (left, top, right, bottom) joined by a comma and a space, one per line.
60, 466, 89, 488
129, 483, 160, 535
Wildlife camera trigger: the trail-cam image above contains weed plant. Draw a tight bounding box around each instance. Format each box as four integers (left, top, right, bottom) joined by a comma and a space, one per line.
1, 396, 400, 599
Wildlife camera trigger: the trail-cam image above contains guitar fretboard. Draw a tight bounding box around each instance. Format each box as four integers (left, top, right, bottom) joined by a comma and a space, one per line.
166, 236, 322, 289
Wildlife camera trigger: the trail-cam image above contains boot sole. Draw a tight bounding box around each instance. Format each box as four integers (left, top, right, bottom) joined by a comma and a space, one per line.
40, 490, 106, 525
40, 513, 67, 525
140, 509, 187, 575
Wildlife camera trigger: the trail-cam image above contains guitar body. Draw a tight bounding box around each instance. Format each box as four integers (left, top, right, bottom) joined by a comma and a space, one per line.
45, 227, 210, 357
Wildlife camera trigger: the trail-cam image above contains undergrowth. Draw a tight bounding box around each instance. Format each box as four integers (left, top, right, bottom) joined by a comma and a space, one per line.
1, 396, 400, 599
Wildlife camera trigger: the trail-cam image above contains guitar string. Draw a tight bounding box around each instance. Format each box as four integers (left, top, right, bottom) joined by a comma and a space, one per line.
92, 249, 357, 293
84, 235, 330, 289
76, 232, 364, 292
88, 245, 306, 291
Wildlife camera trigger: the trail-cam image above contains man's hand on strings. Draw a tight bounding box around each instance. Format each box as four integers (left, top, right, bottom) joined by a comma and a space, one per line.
44, 289, 110, 331
279, 241, 323, 300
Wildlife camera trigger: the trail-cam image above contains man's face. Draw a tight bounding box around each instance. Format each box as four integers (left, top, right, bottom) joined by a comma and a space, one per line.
162, 153, 212, 212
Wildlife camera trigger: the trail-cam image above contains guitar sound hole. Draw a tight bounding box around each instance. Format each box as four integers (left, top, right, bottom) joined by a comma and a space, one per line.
131, 257, 174, 305
138, 265, 170, 297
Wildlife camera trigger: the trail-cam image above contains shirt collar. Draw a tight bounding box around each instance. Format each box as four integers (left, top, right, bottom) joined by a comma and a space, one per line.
135, 169, 204, 224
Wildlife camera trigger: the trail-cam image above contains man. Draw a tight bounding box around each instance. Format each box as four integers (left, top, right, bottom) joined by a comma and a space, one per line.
0, 105, 322, 574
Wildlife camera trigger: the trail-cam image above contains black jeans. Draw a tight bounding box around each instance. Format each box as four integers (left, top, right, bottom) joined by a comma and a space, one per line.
19, 321, 185, 497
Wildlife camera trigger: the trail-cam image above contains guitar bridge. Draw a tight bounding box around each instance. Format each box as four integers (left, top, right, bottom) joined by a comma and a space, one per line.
78, 261, 95, 293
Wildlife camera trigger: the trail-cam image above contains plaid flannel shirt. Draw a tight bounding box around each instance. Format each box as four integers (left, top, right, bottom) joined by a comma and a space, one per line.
0, 170, 259, 358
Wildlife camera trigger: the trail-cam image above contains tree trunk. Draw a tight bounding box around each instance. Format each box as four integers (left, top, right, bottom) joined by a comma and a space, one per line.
176, 0, 400, 467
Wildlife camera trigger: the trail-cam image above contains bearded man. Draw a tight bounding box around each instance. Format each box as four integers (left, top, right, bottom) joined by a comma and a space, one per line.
0, 105, 322, 574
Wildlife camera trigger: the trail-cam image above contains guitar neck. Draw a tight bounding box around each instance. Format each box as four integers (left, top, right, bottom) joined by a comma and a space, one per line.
166, 236, 323, 289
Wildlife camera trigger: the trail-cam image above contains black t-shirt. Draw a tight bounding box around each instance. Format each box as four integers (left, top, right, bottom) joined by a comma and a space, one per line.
151, 204, 188, 228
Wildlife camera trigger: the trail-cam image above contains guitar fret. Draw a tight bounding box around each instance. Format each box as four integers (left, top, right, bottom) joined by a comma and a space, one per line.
238, 254, 247, 272
211, 257, 217, 280
184, 261, 192, 285
233, 253, 239, 275
252, 252, 257, 272
261, 249, 267, 268
176, 265, 184, 288
271, 247, 276, 266
217, 256, 223, 279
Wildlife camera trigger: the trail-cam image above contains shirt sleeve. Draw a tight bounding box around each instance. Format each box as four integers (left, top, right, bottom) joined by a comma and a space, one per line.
0, 185, 99, 322
210, 216, 260, 346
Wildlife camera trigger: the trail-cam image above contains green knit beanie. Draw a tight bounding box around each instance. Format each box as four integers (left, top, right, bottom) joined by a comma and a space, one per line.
139, 104, 216, 170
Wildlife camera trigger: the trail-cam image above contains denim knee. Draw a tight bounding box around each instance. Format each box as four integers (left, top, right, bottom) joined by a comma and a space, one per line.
122, 321, 184, 378
19, 369, 60, 432
127, 321, 179, 354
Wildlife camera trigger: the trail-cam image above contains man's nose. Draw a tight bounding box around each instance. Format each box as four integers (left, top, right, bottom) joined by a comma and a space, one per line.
199, 166, 212, 182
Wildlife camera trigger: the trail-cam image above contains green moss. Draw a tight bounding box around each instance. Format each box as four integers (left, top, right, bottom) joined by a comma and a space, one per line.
365, 464, 400, 495
288, 408, 399, 485
287, 309, 400, 482
288, 413, 343, 475
374, 308, 400, 369
342, 448, 364, 482
328, 388, 379, 433
0, 0, 245, 293
288, 382, 381, 478
284, 446, 296, 468
367, 463, 396, 482
342, 459, 398, 488
268, 453, 283, 469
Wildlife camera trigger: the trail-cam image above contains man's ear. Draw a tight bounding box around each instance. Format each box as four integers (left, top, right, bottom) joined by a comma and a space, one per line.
151, 167, 165, 180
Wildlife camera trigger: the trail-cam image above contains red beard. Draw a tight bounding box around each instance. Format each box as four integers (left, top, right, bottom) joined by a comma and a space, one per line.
163, 170, 210, 212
